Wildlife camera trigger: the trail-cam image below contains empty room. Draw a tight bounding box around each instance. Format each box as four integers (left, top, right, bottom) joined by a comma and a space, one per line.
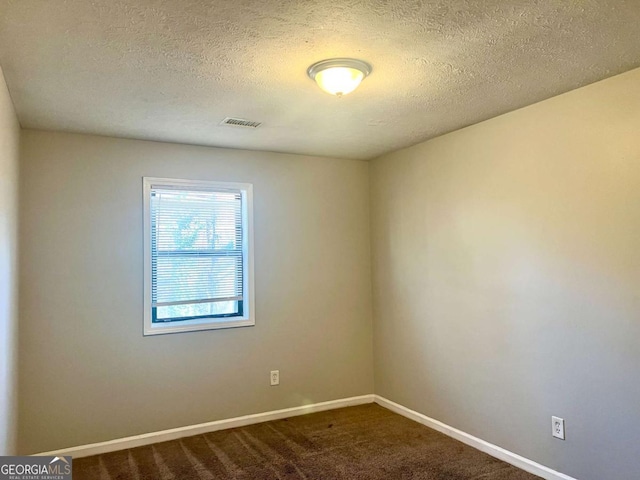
1, 1, 639, 479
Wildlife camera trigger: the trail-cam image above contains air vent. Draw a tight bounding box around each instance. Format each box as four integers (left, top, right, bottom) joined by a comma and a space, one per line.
220, 117, 262, 128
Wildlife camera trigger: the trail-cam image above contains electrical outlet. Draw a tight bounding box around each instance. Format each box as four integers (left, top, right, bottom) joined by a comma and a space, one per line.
270, 370, 279, 386
552, 416, 565, 440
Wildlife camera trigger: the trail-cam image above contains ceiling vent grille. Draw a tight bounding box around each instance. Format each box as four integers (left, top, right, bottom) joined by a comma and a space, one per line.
220, 117, 262, 128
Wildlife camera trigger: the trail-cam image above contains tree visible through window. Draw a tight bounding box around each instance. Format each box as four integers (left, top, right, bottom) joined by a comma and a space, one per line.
143, 178, 254, 335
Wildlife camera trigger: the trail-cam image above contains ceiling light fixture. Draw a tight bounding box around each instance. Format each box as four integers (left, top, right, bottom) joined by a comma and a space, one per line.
307, 58, 372, 97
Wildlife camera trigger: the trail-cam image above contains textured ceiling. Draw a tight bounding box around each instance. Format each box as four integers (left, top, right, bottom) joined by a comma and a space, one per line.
1, 1, 640, 160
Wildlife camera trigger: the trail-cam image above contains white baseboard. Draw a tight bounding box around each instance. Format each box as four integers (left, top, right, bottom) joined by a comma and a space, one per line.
374, 395, 578, 480
35, 392, 577, 480
35, 394, 375, 459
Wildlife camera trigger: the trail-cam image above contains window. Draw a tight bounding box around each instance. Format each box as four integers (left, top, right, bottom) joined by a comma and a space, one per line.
143, 177, 254, 335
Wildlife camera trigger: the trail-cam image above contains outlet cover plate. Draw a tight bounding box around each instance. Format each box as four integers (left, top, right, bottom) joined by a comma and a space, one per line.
552, 416, 565, 440
270, 370, 279, 386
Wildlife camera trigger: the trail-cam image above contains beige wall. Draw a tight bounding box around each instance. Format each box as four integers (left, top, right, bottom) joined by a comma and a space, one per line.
370, 67, 640, 480
18, 130, 374, 454
0, 65, 20, 455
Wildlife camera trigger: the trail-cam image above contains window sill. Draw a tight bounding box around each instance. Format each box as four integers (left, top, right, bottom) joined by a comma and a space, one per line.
143, 316, 255, 336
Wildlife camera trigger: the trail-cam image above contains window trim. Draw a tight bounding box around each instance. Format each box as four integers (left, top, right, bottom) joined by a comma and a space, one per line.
143, 177, 255, 336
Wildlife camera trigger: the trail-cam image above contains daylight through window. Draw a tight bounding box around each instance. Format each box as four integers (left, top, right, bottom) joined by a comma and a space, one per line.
143, 178, 254, 335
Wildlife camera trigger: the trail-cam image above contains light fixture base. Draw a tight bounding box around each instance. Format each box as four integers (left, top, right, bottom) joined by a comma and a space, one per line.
307, 58, 372, 80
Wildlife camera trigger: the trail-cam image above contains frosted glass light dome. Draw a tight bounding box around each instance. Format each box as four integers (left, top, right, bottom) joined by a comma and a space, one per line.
307, 59, 372, 97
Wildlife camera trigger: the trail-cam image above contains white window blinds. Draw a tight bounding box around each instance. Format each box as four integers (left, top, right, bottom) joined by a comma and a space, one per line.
150, 185, 244, 322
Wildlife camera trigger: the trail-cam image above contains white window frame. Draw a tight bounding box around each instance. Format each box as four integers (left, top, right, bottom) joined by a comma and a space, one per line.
143, 177, 255, 336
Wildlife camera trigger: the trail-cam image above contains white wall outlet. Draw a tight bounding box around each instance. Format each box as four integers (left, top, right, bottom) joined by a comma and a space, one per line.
552, 416, 565, 440
270, 370, 279, 386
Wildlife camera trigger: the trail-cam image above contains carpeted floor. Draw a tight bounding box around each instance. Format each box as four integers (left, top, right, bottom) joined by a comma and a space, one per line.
73, 404, 540, 479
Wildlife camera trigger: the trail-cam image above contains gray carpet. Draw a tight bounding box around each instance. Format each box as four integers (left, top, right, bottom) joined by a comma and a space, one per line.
73, 403, 540, 479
